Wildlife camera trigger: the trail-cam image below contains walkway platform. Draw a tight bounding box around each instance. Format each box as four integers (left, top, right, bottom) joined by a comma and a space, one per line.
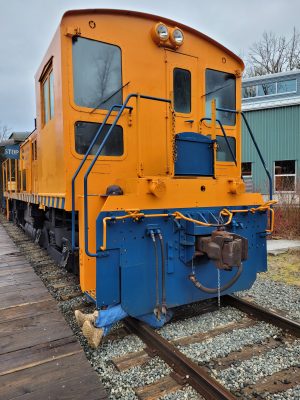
0, 223, 107, 400
267, 239, 300, 255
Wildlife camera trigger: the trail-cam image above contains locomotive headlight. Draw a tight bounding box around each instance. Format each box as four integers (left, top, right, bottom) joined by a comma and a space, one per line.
152, 22, 169, 44
170, 28, 184, 46
156, 23, 169, 41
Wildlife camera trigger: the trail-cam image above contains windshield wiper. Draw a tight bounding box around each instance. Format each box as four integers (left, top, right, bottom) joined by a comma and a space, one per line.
90, 81, 130, 113
201, 80, 234, 98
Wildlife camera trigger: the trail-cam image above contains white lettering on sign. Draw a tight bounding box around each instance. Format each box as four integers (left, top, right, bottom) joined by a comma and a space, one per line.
4, 146, 20, 159
5, 149, 19, 155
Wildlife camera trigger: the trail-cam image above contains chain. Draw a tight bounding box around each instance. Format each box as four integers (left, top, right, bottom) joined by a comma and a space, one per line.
191, 256, 195, 275
171, 109, 177, 162
217, 269, 221, 308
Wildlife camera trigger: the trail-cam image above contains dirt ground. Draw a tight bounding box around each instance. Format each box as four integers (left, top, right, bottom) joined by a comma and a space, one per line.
261, 249, 300, 286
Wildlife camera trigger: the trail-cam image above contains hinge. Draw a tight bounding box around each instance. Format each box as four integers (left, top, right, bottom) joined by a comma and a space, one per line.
66, 26, 81, 37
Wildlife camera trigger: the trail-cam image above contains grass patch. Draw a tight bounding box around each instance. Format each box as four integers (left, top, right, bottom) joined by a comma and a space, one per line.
273, 206, 300, 239
260, 249, 300, 286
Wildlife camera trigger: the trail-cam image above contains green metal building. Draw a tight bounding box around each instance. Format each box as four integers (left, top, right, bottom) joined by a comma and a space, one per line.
242, 70, 300, 197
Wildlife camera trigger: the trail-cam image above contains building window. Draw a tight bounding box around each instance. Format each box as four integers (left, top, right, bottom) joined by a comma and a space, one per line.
274, 160, 296, 192
173, 68, 191, 113
242, 162, 252, 176
205, 69, 236, 126
257, 82, 276, 96
242, 79, 297, 99
73, 37, 122, 110
277, 79, 297, 94
242, 86, 256, 98
75, 121, 123, 156
42, 69, 54, 125
242, 162, 253, 192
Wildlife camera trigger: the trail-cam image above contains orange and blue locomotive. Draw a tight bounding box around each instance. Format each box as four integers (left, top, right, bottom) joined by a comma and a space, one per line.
2, 9, 275, 339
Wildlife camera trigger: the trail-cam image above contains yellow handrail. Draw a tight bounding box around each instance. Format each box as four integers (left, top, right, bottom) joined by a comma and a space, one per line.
173, 209, 233, 227
99, 201, 276, 251
221, 200, 277, 233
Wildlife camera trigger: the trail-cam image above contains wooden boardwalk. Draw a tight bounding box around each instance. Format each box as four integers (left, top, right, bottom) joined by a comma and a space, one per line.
0, 223, 107, 400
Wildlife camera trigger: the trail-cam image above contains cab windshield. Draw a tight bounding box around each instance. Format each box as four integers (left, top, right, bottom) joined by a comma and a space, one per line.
72, 37, 122, 110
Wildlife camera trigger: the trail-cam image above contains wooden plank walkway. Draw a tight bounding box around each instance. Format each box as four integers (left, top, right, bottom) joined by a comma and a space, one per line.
0, 223, 107, 400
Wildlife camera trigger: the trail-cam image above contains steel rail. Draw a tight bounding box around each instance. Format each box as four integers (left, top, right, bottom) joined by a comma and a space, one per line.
223, 295, 300, 338
125, 317, 237, 400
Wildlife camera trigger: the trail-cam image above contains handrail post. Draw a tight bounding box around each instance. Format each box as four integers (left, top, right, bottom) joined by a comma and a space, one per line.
199, 117, 237, 165
211, 99, 216, 140
136, 94, 142, 177
8, 159, 12, 195
20, 157, 23, 191
215, 107, 273, 201
71, 104, 132, 252
241, 112, 273, 200
84, 94, 138, 257
240, 112, 274, 233
15, 159, 18, 192
211, 100, 217, 178
216, 120, 237, 166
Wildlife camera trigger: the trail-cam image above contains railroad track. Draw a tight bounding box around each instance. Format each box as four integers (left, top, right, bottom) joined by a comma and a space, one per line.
1, 216, 300, 400
121, 296, 300, 400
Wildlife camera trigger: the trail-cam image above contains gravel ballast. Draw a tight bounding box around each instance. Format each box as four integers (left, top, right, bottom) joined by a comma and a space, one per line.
159, 307, 245, 340
266, 385, 300, 400
216, 340, 300, 392
238, 278, 300, 322
89, 353, 172, 399
160, 386, 203, 400
179, 322, 280, 364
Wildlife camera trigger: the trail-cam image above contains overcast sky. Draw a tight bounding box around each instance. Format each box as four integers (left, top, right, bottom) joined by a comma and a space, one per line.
0, 0, 299, 132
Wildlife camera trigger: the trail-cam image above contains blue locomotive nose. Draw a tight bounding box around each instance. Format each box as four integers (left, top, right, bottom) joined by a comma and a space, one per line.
94, 206, 267, 327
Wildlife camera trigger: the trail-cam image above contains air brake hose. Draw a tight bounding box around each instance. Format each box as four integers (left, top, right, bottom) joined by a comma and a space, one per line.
151, 232, 160, 315
189, 263, 243, 294
158, 233, 166, 313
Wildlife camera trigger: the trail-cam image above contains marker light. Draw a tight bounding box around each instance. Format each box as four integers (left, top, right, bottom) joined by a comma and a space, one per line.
170, 28, 184, 46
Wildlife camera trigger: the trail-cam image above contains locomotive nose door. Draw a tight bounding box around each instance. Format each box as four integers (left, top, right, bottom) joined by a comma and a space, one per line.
165, 50, 199, 138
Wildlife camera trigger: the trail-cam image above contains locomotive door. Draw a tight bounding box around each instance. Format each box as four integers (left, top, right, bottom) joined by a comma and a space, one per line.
137, 87, 170, 177
165, 50, 198, 139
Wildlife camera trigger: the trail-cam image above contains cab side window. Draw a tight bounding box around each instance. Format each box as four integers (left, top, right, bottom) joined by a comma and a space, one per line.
75, 121, 123, 156
205, 69, 236, 126
42, 69, 54, 125
173, 68, 191, 113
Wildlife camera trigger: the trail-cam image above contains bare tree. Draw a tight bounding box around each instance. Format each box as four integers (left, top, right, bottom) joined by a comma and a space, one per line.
93, 48, 115, 107
0, 123, 11, 142
245, 28, 300, 77
0, 123, 12, 200
98, 51, 114, 97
